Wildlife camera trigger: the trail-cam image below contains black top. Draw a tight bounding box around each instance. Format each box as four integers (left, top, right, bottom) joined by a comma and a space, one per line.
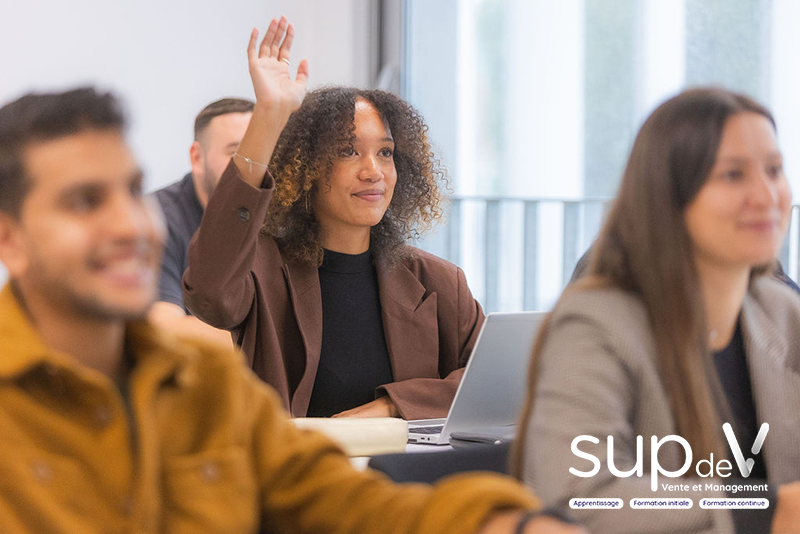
306, 250, 394, 417
713, 322, 768, 479
152, 173, 204, 311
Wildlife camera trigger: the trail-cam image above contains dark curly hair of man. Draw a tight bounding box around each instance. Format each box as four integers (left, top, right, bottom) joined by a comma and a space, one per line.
264, 86, 447, 265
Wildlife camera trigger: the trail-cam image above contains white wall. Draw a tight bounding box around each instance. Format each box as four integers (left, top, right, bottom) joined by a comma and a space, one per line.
0, 0, 373, 190
0, 0, 373, 285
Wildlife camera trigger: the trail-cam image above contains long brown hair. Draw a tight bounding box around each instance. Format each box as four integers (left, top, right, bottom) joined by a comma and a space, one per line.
512, 87, 776, 476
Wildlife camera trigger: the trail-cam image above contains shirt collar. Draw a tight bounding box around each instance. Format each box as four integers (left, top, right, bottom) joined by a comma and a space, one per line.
0, 283, 54, 378
0, 283, 193, 382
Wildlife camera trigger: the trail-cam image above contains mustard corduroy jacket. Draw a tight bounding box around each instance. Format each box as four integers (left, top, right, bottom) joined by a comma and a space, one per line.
0, 283, 538, 533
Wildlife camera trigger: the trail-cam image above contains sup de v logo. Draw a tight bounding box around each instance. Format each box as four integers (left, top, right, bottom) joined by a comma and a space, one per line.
569, 423, 769, 491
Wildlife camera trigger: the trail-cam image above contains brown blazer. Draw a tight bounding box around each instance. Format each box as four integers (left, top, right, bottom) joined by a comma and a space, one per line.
183, 162, 484, 419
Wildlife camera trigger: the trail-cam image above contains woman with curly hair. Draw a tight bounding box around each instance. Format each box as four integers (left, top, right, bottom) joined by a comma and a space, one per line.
183, 19, 484, 420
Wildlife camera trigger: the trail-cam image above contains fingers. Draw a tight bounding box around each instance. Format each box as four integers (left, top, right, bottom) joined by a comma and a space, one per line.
256, 16, 293, 63
278, 23, 294, 61
260, 18, 278, 58
247, 28, 259, 63
270, 16, 288, 58
295, 58, 310, 86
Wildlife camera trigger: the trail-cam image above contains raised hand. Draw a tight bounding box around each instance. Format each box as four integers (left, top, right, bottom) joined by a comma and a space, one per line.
248, 16, 309, 113
234, 17, 309, 186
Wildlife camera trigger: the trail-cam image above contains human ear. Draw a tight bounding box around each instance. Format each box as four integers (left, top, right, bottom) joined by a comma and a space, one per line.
0, 211, 29, 278
189, 141, 204, 175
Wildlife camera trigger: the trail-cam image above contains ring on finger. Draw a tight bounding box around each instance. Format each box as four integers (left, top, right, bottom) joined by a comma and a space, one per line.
280, 58, 290, 66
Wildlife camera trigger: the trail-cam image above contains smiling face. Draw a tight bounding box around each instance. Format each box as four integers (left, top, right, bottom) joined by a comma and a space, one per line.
0, 129, 164, 322
684, 111, 792, 271
313, 99, 397, 252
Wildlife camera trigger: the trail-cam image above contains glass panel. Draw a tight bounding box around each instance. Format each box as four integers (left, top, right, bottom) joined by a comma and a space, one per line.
405, 0, 797, 311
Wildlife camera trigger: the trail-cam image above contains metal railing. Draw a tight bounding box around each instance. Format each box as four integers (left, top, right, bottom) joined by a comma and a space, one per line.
416, 198, 800, 313
1, 200, 797, 306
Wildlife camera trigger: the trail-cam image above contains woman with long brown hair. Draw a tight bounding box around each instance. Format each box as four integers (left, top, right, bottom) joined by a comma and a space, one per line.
514, 88, 800, 532
183, 18, 483, 420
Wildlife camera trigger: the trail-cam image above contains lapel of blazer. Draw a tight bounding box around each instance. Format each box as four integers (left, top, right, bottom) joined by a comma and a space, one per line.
282, 260, 323, 417
741, 292, 800, 484
376, 257, 441, 381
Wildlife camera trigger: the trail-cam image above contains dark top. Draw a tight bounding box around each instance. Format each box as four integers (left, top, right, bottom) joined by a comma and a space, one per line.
152, 173, 204, 311
713, 322, 768, 479
306, 250, 394, 417
183, 162, 484, 419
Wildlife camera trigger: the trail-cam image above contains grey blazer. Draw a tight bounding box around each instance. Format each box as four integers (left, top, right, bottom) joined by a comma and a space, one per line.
521, 276, 800, 533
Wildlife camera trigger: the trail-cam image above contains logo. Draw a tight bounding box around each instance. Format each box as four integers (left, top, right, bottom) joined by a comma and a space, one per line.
569, 423, 769, 491
722, 422, 768, 478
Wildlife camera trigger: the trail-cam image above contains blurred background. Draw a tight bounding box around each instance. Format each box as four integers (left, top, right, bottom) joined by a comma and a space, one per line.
3, 0, 799, 310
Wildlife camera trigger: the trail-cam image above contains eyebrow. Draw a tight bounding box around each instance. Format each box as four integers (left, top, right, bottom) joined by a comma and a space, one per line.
57, 169, 144, 198
353, 136, 395, 143
715, 152, 783, 164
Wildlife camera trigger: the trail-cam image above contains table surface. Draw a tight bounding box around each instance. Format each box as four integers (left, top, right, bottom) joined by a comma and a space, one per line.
350, 442, 452, 469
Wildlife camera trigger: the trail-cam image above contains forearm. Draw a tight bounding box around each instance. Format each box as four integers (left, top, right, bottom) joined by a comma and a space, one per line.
233, 102, 294, 187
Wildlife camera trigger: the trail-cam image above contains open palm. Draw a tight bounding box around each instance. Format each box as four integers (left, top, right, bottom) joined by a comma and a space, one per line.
248, 17, 309, 114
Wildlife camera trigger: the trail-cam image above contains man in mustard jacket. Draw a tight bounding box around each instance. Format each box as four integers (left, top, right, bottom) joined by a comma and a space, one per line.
0, 18, 584, 534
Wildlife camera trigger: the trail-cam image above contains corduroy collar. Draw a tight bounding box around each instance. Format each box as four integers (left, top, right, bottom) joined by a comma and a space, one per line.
0, 283, 193, 382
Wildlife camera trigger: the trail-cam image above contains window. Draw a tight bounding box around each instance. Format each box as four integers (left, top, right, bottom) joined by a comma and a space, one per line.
400, 0, 800, 311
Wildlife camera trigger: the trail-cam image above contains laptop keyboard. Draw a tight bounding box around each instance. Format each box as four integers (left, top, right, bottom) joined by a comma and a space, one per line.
410, 425, 444, 435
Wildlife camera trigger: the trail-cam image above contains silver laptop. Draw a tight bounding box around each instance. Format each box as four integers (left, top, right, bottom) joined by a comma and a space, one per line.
407, 311, 545, 445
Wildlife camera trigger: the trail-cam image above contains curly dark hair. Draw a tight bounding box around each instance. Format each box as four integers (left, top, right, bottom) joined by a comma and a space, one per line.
264, 87, 447, 265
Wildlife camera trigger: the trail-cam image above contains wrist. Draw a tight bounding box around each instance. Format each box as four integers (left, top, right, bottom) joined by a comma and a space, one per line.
252, 100, 295, 122
381, 395, 399, 417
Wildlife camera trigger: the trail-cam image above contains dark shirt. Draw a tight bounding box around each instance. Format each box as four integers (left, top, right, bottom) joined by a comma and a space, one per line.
152, 173, 204, 311
713, 322, 768, 479
306, 250, 394, 417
